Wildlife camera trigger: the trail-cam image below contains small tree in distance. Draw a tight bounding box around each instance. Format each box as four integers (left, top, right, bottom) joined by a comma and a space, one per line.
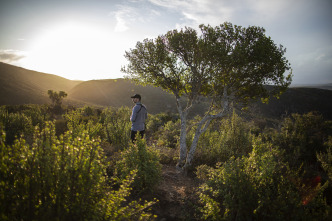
48, 90, 68, 114
122, 22, 292, 171
48, 90, 67, 106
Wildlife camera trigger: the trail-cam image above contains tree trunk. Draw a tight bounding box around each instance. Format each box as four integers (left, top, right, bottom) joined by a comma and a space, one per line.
178, 111, 187, 168
184, 115, 212, 169
184, 93, 230, 170
176, 98, 188, 168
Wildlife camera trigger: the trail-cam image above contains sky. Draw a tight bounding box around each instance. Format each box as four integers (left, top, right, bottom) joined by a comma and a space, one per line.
0, 0, 331, 85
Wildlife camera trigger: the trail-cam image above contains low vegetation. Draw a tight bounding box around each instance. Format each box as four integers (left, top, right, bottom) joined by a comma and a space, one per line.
0, 104, 331, 220
1, 20, 331, 220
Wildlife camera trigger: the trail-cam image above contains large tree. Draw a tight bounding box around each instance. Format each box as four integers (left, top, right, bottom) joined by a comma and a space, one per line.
121, 22, 292, 171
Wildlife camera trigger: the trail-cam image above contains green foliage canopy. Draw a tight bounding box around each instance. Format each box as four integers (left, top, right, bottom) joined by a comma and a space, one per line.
122, 22, 292, 106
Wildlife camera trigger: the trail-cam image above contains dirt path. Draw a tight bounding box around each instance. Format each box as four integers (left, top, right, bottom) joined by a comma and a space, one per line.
151, 164, 200, 221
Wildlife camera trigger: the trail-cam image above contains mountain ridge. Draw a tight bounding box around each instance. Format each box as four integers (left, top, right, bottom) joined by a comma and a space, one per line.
1, 62, 331, 119
0, 62, 81, 105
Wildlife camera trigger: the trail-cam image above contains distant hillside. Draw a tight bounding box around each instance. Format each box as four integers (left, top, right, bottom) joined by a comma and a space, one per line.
251, 87, 332, 120
0, 62, 331, 120
68, 79, 177, 114
69, 79, 332, 120
0, 62, 81, 105
291, 83, 332, 91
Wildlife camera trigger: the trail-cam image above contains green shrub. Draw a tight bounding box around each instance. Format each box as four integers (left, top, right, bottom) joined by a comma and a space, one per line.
146, 117, 181, 165
154, 144, 179, 165
28, 104, 49, 126
0, 122, 157, 220
317, 137, 332, 182
146, 112, 179, 140
63, 108, 103, 139
193, 112, 253, 166
115, 136, 162, 194
101, 169, 158, 221
317, 137, 332, 206
2, 104, 50, 126
156, 119, 180, 149
197, 136, 330, 220
100, 107, 131, 150
54, 118, 68, 136
272, 112, 331, 170
0, 111, 34, 145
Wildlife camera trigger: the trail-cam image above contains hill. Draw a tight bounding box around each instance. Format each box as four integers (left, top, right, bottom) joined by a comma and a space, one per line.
251, 87, 332, 120
0, 62, 177, 113
69, 81, 332, 120
0, 62, 331, 120
68, 79, 177, 114
68, 80, 332, 119
0, 62, 81, 105
291, 83, 332, 90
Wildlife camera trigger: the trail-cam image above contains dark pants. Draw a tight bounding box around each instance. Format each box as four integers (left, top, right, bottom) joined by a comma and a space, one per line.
131, 130, 145, 142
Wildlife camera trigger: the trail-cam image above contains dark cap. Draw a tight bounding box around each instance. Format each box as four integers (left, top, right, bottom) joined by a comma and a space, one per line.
131, 94, 141, 99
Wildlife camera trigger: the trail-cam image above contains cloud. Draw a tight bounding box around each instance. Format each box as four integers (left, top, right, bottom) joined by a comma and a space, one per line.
146, 0, 314, 28
112, 5, 137, 32
296, 46, 332, 67
112, 0, 236, 33
146, 0, 303, 30
111, 2, 163, 32
0, 50, 25, 63
290, 45, 332, 83
245, 0, 295, 20
149, 0, 233, 27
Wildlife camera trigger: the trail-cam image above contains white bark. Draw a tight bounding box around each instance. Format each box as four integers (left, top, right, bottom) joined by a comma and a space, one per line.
178, 110, 187, 167
184, 111, 227, 168
184, 87, 231, 169
175, 96, 189, 167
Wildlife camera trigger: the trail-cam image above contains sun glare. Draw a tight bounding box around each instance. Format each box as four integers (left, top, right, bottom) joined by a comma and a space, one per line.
22, 22, 126, 80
